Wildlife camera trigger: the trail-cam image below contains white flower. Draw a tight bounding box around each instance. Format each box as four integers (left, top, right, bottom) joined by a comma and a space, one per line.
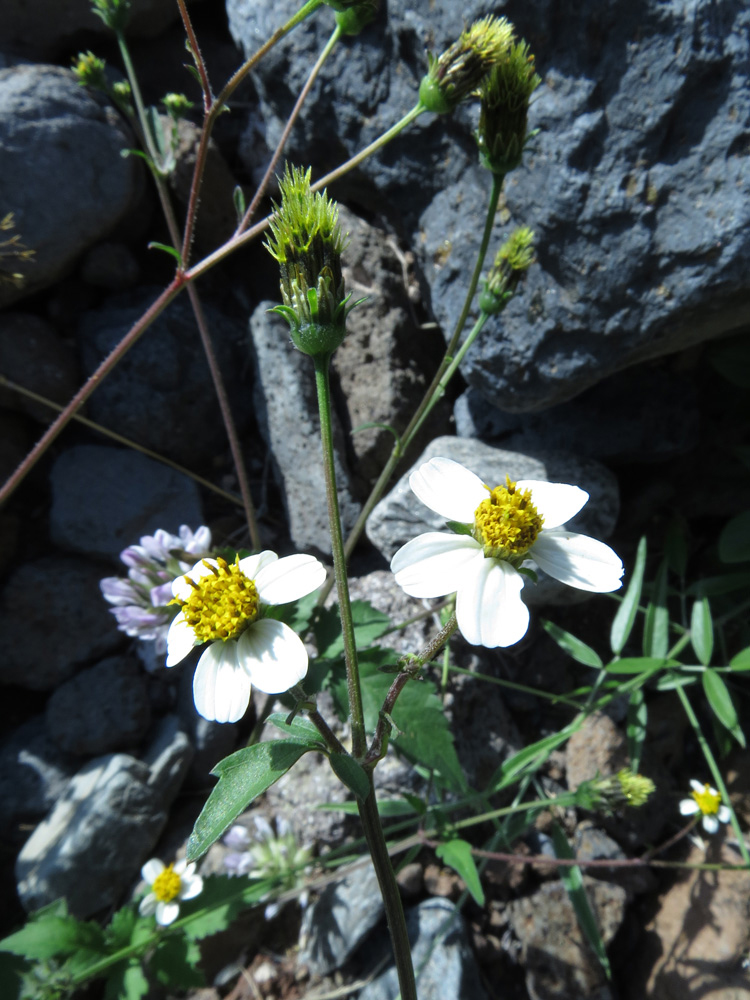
139, 858, 203, 926
679, 779, 732, 834
390, 457, 624, 648
166, 550, 326, 723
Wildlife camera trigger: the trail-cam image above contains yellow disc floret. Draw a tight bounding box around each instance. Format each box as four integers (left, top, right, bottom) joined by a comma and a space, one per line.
174, 557, 260, 642
152, 864, 182, 903
692, 783, 721, 816
473, 477, 543, 561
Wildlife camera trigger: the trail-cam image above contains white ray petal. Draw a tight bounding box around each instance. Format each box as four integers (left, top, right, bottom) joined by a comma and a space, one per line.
690, 779, 708, 794
166, 614, 197, 667
391, 533, 481, 598
139, 893, 158, 916
456, 558, 528, 647
155, 901, 180, 925
238, 619, 309, 694
679, 799, 700, 816
238, 550, 279, 580
255, 554, 326, 605
516, 480, 589, 529
179, 873, 204, 900
409, 458, 487, 522
531, 531, 624, 592
717, 805, 731, 824
702, 814, 719, 834
193, 641, 252, 723
141, 858, 164, 884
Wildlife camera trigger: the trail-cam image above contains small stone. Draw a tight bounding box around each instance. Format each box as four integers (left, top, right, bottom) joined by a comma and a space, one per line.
565, 712, 629, 790
396, 862, 423, 899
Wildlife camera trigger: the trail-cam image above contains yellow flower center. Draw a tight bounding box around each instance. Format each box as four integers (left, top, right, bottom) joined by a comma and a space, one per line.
174, 557, 259, 642
473, 477, 544, 561
152, 864, 182, 903
692, 783, 721, 816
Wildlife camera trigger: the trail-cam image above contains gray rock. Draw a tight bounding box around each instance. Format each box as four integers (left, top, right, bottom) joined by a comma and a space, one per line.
80, 242, 140, 290
15, 753, 169, 917
249, 302, 361, 556
0, 555, 122, 691
46, 654, 151, 756
78, 290, 252, 467
49, 444, 204, 559
574, 820, 656, 897
0, 65, 143, 306
299, 862, 383, 976
177, 665, 239, 788
0, 717, 78, 844
454, 365, 701, 463
448, 673, 522, 792
508, 879, 627, 1000
0, 0, 200, 55
359, 898, 489, 1000
141, 714, 194, 805
0, 313, 80, 423
366, 435, 620, 605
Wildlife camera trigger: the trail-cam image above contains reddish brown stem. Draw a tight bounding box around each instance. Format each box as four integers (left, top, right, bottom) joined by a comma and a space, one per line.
176, 0, 213, 112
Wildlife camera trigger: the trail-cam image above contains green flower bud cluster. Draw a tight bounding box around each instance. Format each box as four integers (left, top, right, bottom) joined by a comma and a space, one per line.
334, 0, 378, 36
265, 165, 354, 359
575, 768, 656, 814
72, 51, 108, 91
162, 93, 195, 120
479, 227, 535, 315
476, 40, 541, 176
419, 16, 515, 115
90, 0, 131, 33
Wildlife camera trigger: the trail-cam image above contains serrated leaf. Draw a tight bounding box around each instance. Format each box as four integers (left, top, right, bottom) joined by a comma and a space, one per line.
604, 656, 668, 674
313, 600, 391, 660
105, 960, 149, 1000
690, 597, 713, 666
329, 753, 371, 800
266, 712, 326, 746
643, 557, 669, 658
435, 839, 485, 906
610, 536, 647, 655
543, 620, 603, 668
150, 935, 204, 988
702, 668, 745, 746
187, 740, 314, 860
730, 647, 750, 671
0, 913, 103, 960
718, 512, 750, 564
180, 875, 271, 941
104, 906, 137, 949
487, 723, 580, 794
626, 688, 647, 773
551, 822, 611, 980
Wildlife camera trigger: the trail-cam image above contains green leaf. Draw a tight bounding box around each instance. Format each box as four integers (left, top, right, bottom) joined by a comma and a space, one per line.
543, 620, 603, 668
104, 906, 136, 949
551, 822, 611, 980
445, 520, 474, 537
329, 753, 371, 800
317, 797, 420, 817
150, 935, 204, 988
604, 656, 668, 675
730, 646, 750, 671
180, 875, 272, 941
626, 688, 648, 773
233, 184, 246, 224
435, 839, 485, 906
690, 597, 714, 666
487, 723, 580, 794
186, 740, 314, 861
105, 960, 149, 1000
654, 672, 696, 691
0, 909, 104, 960
266, 712, 327, 747
147, 241, 182, 266
313, 600, 391, 660
702, 668, 745, 747
643, 557, 669, 658
687, 571, 750, 597
351, 421, 401, 448
610, 536, 647, 655
718, 512, 750, 564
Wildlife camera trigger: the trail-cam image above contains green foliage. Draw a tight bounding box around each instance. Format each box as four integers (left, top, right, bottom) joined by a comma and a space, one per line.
718, 511, 750, 564
314, 599, 391, 659
435, 839, 485, 906
329, 752, 371, 800
543, 620, 603, 668
610, 536, 647, 654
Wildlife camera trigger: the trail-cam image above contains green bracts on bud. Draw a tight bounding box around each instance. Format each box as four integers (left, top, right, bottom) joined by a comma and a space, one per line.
265, 165, 353, 359
72, 51, 108, 91
334, 0, 378, 35
419, 16, 514, 115
575, 768, 656, 814
480, 227, 535, 315
90, 0, 131, 33
476, 40, 541, 175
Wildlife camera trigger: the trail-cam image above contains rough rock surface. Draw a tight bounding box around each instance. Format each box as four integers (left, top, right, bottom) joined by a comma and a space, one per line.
0, 313, 80, 423
0, 65, 143, 306
366, 435, 620, 606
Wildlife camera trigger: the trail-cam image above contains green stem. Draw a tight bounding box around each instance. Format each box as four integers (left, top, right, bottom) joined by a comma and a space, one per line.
358, 773, 418, 1000
675, 683, 750, 865
312, 355, 366, 759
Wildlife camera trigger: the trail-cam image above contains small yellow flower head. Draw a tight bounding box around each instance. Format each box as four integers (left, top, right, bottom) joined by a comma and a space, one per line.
72, 51, 108, 91
162, 93, 194, 119
0, 213, 35, 288
90, 0, 132, 33
419, 16, 515, 115
476, 39, 541, 176
265, 164, 353, 359
479, 227, 535, 315
579, 768, 656, 813
473, 476, 543, 563
332, 0, 378, 35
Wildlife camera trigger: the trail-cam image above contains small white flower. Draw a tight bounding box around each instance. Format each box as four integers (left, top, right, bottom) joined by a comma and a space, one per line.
139, 858, 203, 926
166, 550, 326, 723
390, 457, 624, 648
679, 779, 732, 834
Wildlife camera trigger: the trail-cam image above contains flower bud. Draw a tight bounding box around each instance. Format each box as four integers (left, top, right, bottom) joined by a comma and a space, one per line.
90, 0, 132, 33
265, 165, 353, 359
162, 93, 195, 120
72, 51, 108, 91
479, 227, 535, 315
112, 80, 134, 116
418, 16, 514, 115
576, 768, 656, 814
476, 39, 540, 176
334, 0, 378, 35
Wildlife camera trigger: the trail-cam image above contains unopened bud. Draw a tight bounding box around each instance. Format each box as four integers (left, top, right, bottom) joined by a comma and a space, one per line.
476, 39, 540, 176
90, 0, 132, 33
479, 227, 535, 315
72, 51, 108, 91
334, 0, 378, 35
